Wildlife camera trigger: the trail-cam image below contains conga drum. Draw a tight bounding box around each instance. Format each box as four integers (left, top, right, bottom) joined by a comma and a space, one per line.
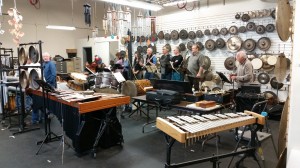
5, 92, 16, 112
134, 79, 152, 96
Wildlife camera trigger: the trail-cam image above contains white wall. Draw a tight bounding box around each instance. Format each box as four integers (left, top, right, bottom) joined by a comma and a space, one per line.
75, 37, 119, 69
142, 0, 291, 101
0, 0, 105, 57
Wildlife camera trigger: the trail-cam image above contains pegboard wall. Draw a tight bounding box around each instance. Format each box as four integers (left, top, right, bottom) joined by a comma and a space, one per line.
129, 0, 293, 101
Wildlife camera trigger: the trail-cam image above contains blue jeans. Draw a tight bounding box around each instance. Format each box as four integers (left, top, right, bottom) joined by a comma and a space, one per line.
31, 109, 43, 123
172, 72, 184, 81
145, 72, 154, 80
16, 94, 32, 112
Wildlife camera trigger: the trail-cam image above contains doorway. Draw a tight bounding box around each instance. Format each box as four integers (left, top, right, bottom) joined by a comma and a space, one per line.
83, 47, 92, 64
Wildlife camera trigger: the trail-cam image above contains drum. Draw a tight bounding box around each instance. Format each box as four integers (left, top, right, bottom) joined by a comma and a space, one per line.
134, 79, 152, 96
5, 92, 16, 112
96, 72, 115, 88
251, 58, 263, 70
111, 78, 119, 89
267, 55, 277, 65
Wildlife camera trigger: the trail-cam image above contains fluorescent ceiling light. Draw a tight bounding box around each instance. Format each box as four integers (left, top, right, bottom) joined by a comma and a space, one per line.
46, 25, 76, 31
163, 0, 198, 7
98, 0, 163, 11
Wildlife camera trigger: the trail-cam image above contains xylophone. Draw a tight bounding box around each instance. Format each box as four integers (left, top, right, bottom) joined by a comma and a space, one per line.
156, 111, 265, 168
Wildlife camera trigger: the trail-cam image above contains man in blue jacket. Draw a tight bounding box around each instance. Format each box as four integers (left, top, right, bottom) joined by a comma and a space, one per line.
43, 52, 57, 88
31, 52, 56, 124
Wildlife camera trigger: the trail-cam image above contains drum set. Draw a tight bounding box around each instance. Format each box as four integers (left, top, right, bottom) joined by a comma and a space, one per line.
94, 70, 120, 89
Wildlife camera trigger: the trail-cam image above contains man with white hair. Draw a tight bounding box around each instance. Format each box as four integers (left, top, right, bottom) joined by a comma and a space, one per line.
30, 52, 57, 124
230, 51, 253, 89
43, 52, 56, 88
144, 47, 157, 80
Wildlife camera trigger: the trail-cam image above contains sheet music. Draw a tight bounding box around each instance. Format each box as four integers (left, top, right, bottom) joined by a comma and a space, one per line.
113, 72, 126, 83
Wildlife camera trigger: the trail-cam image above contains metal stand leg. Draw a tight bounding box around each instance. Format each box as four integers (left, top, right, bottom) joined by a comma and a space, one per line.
165, 135, 176, 168
36, 116, 62, 155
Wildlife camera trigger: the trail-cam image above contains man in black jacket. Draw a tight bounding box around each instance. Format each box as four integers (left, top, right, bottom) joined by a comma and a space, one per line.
160, 46, 172, 80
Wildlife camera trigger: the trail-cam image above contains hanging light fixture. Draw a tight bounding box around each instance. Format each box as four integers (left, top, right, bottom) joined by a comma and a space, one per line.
97, 0, 163, 11
46, 25, 76, 30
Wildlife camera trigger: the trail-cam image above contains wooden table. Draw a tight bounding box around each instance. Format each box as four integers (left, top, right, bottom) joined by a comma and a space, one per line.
131, 95, 224, 133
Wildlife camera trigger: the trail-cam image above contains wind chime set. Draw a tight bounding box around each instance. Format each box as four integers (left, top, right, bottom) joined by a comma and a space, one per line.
131, 10, 153, 43
0, 0, 24, 45
102, 4, 132, 40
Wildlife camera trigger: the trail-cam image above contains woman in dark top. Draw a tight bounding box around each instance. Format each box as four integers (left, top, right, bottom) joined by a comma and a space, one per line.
133, 51, 144, 79
170, 46, 184, 81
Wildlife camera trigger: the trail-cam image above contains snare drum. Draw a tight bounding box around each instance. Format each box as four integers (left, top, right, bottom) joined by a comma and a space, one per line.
96, 72, 115, 88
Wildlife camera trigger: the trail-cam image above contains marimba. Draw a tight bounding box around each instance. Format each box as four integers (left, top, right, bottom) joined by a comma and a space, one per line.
29, 89, 130, 155
156, 111, 265, 168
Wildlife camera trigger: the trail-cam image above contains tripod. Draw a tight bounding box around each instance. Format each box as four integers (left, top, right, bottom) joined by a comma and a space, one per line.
35, 80, 62, 155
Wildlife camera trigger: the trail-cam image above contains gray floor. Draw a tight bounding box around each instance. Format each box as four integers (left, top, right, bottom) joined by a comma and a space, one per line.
0, 108, 279, 168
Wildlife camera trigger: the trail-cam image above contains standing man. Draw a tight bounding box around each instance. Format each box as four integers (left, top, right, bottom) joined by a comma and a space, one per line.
186, 44, 205, 91
160, 46, 172, 80
43, 52, 57, 88
30, 52, 57, 124
230, 51, 254, 89
144, 47, 157, 80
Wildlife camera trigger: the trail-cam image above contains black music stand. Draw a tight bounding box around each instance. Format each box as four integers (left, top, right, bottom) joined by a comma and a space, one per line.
34, 79, 62, 155
216, 71, 232, 89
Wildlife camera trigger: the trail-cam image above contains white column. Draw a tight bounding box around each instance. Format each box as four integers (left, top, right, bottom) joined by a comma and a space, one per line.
287, 0, 300, 167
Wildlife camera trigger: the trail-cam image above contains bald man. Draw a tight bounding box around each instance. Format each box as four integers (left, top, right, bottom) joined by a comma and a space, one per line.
43, 52, 57, 88
230, 51, 253, 88
144, 47, 157, 80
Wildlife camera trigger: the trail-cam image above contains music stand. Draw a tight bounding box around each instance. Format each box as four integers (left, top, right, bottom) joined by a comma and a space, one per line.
34, 79, 62, 155
216, 71, 232, 89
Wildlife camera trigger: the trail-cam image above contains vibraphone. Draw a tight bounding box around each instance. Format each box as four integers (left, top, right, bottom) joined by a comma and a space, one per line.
156, 111, 265, 168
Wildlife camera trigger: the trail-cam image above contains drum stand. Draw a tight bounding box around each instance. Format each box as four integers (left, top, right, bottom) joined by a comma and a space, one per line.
36, 88, 62, 155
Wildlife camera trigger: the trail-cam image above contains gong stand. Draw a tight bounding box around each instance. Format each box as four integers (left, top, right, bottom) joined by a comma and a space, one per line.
13, 41, 44, 135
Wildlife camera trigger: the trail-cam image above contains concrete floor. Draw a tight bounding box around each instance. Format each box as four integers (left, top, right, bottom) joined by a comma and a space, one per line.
0, 108, 279, 168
